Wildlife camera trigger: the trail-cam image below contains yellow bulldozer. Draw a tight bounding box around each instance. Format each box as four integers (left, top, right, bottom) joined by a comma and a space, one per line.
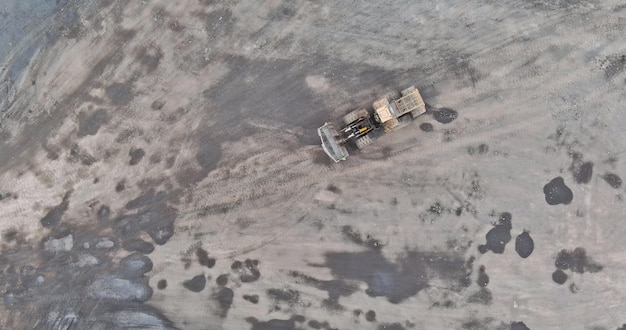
317, 86, 426, 162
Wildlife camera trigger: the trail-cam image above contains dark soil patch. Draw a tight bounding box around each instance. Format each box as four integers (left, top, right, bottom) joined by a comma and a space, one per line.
467, 288, 492, 305
543, 177, 573, 205
267, 288, 300, 304
603, 173, 622, 189
419, 123, 433, 132
432, 108, 458, 124
476, 265, 489, 287
555, 247, 602, 273
341, 225, 383, 250
128, 148, 145, 166
216, 287, 234, 316
515, 231, 534, 258
216, 274, 228, 286
182, 274, 206, 292
572, 161, 593, 184
77, 109, 108, 137
196, 247, 216, 268
106, 82, 134, 106
97, 205, 110, 220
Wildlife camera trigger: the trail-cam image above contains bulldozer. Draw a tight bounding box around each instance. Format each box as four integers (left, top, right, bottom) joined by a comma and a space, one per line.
317, 86, 426, 162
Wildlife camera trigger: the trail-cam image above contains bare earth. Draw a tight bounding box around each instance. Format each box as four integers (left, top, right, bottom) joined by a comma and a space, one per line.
1, 0, 626, 329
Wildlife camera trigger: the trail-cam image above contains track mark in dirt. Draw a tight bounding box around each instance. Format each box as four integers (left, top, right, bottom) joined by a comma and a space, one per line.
555, 247, 602, 273
40, 191, 72, 228
552, 269, 567, 284
515, 231, 534, 258
478, 212, 512, 254
543, 177, 573, 205
183, 274, 206, 292
231, 259, 260, 282
77, 109, 108, 137
603, 173, 622, 189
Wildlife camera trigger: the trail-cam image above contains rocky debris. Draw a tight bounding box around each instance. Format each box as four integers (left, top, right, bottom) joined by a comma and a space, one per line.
122, 239, 155, 254
87, 276, 152, 302
478, 212, 512, 254
231, 259, 260, 282
43, 234, 73, 253
95, 238, 115, 249
543, 177, 573, 205
552, 270, 567, 285
118, 253, 153, 279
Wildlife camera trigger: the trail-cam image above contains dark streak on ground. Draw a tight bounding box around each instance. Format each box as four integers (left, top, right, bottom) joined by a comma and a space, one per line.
341, 225, 383, 250
40, 191, 72, 228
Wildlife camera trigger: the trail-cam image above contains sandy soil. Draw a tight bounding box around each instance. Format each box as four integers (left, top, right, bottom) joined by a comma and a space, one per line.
1, 0, 626, 329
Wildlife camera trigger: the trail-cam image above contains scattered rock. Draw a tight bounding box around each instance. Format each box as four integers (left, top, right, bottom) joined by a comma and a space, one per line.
216, 274, 228, 286
232, 259, 260, 282
243, 294, 259, 304
365, 310, 376, 322
95, 238, 115, 249
97, 205, 111, 220
197, 247, 216, 268
511, 321, 530, 330
543, 177, 573, 205
157, 279, 167, 290
552, 269, 567, 284
183, 274, 206, 292
515, 231, 534, 258
478, 212, 512, 254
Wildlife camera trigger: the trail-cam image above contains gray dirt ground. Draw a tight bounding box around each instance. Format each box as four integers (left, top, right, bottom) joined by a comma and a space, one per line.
1, 0, 626, 329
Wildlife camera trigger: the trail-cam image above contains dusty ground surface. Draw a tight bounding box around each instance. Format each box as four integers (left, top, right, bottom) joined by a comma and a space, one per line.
1, 0, 626, 329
